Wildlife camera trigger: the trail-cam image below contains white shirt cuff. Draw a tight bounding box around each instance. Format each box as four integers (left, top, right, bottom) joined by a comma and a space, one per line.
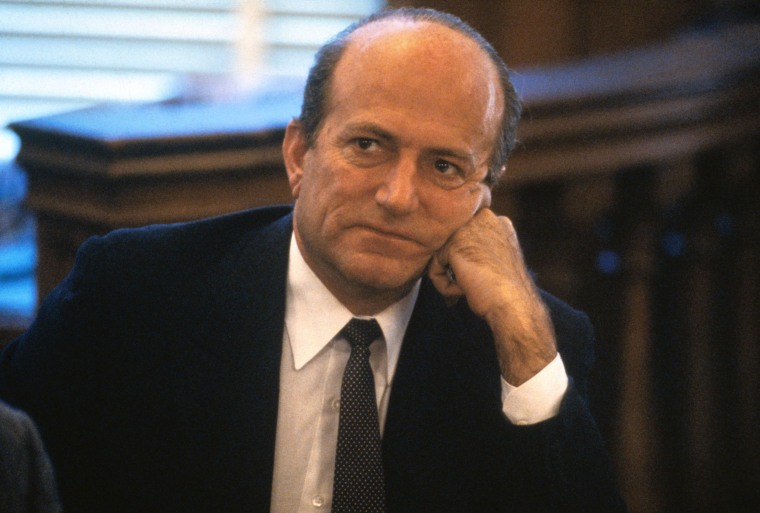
501, 353, 568, 425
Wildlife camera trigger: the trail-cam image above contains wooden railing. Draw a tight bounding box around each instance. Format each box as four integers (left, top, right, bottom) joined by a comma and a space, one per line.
6, 21, 760, 513
493, 21, 760, 513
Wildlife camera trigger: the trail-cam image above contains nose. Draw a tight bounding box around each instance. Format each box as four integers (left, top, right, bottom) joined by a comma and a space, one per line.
374, 155, 420, 215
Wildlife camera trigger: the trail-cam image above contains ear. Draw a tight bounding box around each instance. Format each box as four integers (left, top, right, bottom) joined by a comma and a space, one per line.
282, 119, 309, 199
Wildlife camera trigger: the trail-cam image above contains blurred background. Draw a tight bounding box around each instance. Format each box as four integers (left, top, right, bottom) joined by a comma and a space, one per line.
1, 1, 758, 512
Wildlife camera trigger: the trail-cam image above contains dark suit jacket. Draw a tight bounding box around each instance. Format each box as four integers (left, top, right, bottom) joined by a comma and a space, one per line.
0, 206, 625, 513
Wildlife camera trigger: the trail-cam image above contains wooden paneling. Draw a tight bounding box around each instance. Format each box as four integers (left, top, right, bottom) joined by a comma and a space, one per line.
390, 0, 718, 66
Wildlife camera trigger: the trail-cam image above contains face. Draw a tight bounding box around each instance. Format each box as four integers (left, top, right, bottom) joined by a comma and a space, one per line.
284, 21, 504, 313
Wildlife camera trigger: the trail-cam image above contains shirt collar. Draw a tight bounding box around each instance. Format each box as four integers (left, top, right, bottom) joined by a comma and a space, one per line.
285, 233, 419, 378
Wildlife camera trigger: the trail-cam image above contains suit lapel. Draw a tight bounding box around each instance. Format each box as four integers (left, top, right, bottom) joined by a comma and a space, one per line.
382, 278, 504, 512
166, 209, 293, 511
223, 211, 292, 508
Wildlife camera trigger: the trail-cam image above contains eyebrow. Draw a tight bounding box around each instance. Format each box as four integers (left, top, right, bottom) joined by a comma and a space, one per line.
343, 122, 395, 143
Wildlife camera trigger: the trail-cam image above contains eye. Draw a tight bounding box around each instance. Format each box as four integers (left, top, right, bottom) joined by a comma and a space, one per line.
355, 138, 378, 151
434, 159, 460, 175
343, 136, 388, 167
426, 158, 473, 190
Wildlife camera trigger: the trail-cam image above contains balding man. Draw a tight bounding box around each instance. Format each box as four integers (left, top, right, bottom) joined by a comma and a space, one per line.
1, 8, 626, 513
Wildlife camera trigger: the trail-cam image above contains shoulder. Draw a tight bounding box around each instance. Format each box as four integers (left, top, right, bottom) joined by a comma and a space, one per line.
0, 402, 51, 483
24, 205, 293, 345
2, 206, 294, 396
0, 402, 63, 513
0, 400, 36, 444
82, 205, 293, 261
69, 205, 293, 284
0, 401, 47, 465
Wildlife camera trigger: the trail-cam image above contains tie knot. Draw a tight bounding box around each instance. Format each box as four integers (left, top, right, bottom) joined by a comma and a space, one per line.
341, 318, 382, 350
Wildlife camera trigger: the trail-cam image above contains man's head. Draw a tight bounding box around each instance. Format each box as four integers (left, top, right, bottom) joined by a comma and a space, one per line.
283, 8, 519, 314
299, 7, 521, 186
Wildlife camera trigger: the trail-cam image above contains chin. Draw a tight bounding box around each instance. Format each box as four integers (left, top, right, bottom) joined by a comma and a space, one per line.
342, 255, 426, 292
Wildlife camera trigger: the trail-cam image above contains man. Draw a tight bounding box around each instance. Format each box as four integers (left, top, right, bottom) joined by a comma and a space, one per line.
0, 7, 626, 513
0, 401, 62, 513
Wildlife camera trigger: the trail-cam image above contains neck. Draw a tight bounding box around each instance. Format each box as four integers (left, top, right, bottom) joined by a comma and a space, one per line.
333, 281, 417, 316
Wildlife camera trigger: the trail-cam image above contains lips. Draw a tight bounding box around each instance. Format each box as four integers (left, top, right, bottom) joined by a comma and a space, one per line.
363, 225, 416, 241
350, 225, 433, 257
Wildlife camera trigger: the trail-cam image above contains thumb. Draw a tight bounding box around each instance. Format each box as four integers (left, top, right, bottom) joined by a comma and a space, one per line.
428, 254, 463, 306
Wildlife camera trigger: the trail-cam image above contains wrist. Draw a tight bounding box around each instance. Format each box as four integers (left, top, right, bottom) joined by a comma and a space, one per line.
486, 298, 558, 386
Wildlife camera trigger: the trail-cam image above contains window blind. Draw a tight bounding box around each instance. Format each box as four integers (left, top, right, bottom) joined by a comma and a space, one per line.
264, 0, 384, 76
0, 0, 383, 317
0, 0, 384, 160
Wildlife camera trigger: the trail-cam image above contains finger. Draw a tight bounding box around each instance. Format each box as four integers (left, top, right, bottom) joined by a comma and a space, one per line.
445, 265, 457, 284
428, 253, 464, 301
476, 184, 492, 211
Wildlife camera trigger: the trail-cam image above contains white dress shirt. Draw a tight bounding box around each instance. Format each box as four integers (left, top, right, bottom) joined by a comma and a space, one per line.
270, 234, 568, 512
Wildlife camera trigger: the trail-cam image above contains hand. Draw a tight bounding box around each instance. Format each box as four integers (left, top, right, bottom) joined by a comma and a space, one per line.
428, 209, 557, 386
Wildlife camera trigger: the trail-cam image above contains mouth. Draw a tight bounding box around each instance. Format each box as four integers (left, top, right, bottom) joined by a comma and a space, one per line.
358, 224, 421, 244
361, 225, 417, 242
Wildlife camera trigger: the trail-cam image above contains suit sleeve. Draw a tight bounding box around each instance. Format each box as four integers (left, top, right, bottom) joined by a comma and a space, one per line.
497, 294, 627, 513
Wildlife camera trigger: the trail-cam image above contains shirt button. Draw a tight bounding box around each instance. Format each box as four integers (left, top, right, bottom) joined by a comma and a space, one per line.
311, 495, 324, 508
331, 398, 341, 411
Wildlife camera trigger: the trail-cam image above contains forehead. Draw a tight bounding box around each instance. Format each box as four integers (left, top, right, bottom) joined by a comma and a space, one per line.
324, 20, 503, 150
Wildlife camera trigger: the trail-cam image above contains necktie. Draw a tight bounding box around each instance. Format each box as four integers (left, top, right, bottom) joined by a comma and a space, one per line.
332, 318, 386, 513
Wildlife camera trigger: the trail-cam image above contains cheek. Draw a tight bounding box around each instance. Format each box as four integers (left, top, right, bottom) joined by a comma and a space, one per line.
427, 186, 487, 228
298, 165, 367, 226
297, 155, 338, 205
302, 148, 353, 194
293, 169, 335, 233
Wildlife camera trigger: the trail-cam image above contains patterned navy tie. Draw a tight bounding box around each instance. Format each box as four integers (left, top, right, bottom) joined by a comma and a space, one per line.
332, 318, 385, 513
